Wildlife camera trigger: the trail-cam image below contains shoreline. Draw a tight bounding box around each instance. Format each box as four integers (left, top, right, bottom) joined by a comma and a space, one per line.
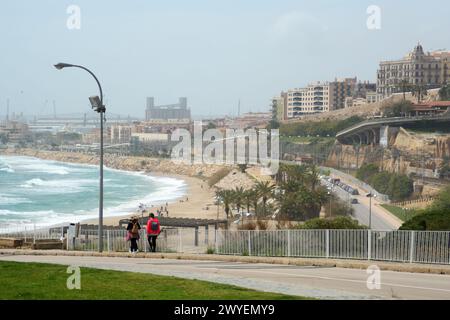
0, 150, 223, 227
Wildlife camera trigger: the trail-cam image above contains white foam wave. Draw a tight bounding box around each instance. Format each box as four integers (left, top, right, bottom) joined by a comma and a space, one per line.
0, 166, 14, 173
0, 194, 32, 205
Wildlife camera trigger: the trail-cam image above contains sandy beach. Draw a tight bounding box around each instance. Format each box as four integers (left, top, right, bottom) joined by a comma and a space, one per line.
83, 173, 221, 226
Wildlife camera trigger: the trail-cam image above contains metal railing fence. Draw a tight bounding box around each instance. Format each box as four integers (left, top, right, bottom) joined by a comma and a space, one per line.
216, 229, 450, 265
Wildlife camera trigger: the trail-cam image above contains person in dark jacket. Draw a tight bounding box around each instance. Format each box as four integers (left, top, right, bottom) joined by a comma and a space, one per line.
126, 217, 141, 253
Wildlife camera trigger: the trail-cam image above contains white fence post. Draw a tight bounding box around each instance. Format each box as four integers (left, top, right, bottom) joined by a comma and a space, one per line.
287, 230, 291, 257
178, 228, 183, 253
248, 230, 252, 256
143, 229, 147, 253
215, 229, 218, 253
107, 230, 110, 252
326, 229, 330, 259
409, 231, 415, 263
368, 230, 372, 260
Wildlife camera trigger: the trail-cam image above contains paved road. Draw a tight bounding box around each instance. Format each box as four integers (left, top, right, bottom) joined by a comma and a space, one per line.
332, 185, 396, 230
321, 178, 401, 230
2, 255, 450, 300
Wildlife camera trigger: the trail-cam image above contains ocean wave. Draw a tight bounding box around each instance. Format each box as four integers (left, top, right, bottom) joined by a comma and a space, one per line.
0, 166, 14, 173
0, 156, 92, 175
0, 194, 32, 205
20, 178, 98, 194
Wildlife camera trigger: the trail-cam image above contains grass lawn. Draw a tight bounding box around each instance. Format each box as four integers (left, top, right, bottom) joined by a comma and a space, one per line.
381, 204, 417, 222
0, 261, 305, 300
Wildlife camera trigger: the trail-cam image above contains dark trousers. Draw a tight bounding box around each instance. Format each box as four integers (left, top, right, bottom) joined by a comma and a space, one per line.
147, 235, 157, 252
130, 238, 138, 252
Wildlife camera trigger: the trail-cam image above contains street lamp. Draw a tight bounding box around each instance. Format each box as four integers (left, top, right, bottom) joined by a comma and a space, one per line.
54, 62, 106, 252
327, 185, 334, 218
366, 192, 377, 229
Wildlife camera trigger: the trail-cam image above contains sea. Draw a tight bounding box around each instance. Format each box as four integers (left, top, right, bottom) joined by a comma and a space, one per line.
0, 155, 186, 228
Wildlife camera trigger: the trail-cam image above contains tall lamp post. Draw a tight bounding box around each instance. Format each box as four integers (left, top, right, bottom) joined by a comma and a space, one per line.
367, 192, 376, 229
54, 63, 106, 252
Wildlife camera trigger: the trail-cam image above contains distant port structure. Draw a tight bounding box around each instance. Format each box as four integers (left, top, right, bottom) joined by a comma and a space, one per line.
145, 97, 191, 123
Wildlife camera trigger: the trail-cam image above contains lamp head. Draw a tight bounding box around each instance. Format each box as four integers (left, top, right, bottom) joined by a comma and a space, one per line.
54, 63, 73, 70
89, 96, 102, 110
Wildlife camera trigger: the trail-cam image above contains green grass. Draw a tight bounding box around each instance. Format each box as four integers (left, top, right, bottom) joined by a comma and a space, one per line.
0, 261, 305, 300
281, 136, 334, 144
381, 204, 418, 222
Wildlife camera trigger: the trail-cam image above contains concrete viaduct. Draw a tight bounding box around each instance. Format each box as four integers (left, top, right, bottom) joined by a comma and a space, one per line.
335, 114, 450, 145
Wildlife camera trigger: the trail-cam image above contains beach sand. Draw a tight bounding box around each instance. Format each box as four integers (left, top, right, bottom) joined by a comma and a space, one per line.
82, 173, 223, 226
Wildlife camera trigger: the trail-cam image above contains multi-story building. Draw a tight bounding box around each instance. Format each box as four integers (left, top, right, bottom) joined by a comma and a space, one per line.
286, 82, 330, 118
271, 92, 287, 121
377, 43, 450, 98
109, 125, 133, 144
145, 97, 191, 122
329, 78, 357, 110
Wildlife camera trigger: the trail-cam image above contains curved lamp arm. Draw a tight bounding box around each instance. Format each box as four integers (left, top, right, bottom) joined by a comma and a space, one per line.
54, 63, 104, 108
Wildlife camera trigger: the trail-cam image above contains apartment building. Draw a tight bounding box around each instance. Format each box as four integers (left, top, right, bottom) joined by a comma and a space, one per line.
286, 82, 330, 118
377, 43, 450, 98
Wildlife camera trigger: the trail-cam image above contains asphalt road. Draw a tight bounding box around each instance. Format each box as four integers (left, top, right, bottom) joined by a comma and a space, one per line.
1, 255, 450, 300
321, 178, 401, 230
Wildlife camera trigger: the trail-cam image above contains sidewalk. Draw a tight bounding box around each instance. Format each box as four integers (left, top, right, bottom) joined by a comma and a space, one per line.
1, 249, 450, 275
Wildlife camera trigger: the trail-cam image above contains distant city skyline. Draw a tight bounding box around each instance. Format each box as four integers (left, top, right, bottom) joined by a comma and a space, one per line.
1, 0, 449, 118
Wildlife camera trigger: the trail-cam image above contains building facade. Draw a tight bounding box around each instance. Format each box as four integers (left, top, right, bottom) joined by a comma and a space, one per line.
286, 82, 330, 118
377, 43, 450, 98
145, 97, 191, 122
272, 92, 287, 121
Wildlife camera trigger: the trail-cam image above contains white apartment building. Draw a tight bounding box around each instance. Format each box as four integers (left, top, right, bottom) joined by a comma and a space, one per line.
286, 82, 330, 118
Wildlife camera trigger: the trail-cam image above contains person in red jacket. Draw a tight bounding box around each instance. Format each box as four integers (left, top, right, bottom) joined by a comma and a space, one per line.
146, 213, 161, 252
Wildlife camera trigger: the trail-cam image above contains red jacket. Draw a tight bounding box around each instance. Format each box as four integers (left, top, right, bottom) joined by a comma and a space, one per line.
146, 218, 161, 235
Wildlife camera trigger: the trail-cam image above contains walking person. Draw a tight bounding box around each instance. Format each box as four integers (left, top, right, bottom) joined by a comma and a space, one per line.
126, 217, 141, 253
146, 213, 161, 252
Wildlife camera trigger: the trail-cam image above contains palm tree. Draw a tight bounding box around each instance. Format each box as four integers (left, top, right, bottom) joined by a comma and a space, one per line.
242, 189, 254, 213
215, 190, 234, 219
254, 181, 275, 217
412, 85, 428, 103
233, 187, 244, 214
399, 79, 412, 100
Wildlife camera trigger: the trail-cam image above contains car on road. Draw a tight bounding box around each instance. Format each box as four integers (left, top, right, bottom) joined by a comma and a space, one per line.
351, 198, 358, 204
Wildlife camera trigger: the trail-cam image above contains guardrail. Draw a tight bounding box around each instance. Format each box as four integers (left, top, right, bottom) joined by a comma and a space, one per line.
215, 230, 450, 265
3, 225, 450, 265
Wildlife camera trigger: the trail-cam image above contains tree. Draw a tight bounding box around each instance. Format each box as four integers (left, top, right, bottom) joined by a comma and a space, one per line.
356, 163, 379, 182
439, 84, 450, 101
232, 187, 244, 214
216, 190, 234, 219
386, 175, 414, 202
383, 100, 413, 117
254, 181, 275, 217
412, 85, 428, 103
398, 79, 413, 100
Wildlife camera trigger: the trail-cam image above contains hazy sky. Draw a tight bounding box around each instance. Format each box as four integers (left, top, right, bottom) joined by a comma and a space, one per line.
0, 0, 449, 118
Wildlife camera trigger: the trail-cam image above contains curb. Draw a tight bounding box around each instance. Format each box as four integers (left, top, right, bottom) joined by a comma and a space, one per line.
1, 249, 450, 275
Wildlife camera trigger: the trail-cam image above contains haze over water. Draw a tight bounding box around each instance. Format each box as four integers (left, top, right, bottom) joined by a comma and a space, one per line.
0, 156, 186, 228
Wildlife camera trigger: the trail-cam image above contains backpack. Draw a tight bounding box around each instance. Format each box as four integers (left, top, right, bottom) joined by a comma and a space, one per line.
131, 222, 139, 235
151, 221, 159, 232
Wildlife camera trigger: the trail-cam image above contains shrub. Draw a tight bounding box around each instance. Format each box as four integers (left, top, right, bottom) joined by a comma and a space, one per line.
206, 247, 215, 254
296, 216, 367, 230
356, 164, 379, 182
238, 221, 257, 230
400, 186, 450, 230
256, 219, 269, 230
280, 116, 363, 138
